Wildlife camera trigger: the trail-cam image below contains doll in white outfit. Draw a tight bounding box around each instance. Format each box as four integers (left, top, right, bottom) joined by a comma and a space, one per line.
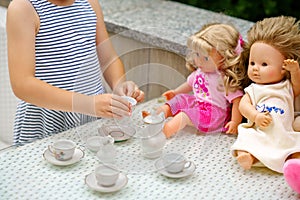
231, 16, 300, 194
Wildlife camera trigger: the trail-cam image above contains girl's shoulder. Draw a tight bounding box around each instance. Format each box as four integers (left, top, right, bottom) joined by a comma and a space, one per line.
7, 0, 39, 34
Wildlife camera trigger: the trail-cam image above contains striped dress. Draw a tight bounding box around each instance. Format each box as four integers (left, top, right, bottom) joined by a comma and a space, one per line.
13, 0, 105, 145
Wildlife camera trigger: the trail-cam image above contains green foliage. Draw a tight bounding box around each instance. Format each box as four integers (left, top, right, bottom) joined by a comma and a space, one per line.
171, 0, 299, 22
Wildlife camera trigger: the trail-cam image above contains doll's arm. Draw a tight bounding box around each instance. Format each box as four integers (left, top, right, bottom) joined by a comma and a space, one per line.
239, 93, 272, 128
162, 82, 192, 100
283, 59, 300, 96
224, 97, 243, 134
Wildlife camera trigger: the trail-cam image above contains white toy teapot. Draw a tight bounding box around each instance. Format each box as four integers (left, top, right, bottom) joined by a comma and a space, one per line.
139, 116, 166, 159
96, 135, 117, 163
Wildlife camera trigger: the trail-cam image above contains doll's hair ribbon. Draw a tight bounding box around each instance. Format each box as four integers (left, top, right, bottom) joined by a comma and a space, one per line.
235, 35, 244, 55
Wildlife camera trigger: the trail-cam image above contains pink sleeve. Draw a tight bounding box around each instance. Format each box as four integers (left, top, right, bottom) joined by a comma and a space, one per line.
226, 89, 244, 103
187, 71, 196, 87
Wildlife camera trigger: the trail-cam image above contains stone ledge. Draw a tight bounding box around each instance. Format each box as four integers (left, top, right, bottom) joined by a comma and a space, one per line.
99, 0, 254, 56
1, 1, 254, 55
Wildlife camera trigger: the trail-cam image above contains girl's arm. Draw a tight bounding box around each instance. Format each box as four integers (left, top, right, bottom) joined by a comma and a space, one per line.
90, 0, 125, 91
7, 0, 131, 118
90, 0, 144, 101
7, 0, 75, 112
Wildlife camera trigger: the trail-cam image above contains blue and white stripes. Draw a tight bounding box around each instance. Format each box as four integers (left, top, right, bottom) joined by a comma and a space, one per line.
14, 0, 104, 145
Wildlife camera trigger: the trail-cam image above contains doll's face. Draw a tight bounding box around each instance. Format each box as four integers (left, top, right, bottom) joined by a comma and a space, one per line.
248, 42, 286, 84
192, 48, 223, 73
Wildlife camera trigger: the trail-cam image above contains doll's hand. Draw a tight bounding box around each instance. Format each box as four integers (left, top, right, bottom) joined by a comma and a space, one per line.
283, 59, 299, 73
224, 121, 239, 135
254, 112, 272, 128
162, 90, 176, 101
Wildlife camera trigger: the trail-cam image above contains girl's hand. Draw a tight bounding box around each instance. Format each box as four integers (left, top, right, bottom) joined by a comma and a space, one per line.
162, 90, 176, 100
114, 81, 144, 103
224, 121, 239, 135
94, 94, 131, 118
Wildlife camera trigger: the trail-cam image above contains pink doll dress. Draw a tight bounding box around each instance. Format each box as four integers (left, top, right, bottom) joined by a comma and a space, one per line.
166, 68, 243, 133
231, 80, 300, 173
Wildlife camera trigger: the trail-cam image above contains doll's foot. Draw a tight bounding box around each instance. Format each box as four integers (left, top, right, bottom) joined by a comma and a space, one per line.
283, 159, 300, 193
142, 110, 150, 118
163, 122, 177, 138
236, 151, 254, 170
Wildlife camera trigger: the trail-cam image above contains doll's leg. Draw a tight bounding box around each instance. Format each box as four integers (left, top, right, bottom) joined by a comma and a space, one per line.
293, 116, 300, 131
163, 111, 192, 138
156, 104, 173, 118
283, 158, 300, 193
142, 104, 173, 119
288, 152, 300, 159
236, 150, 255, 170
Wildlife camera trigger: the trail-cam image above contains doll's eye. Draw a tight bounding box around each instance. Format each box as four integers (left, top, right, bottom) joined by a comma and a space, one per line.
262, 62, 268, 67
204, 57, 209, 61
250, 61, 255, 66
195, 52, 200, 57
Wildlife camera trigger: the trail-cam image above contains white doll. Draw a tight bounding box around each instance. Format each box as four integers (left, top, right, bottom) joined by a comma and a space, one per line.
231, 16, 300, 194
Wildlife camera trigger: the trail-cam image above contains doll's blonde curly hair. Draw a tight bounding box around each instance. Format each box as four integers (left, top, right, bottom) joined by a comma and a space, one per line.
242, 16, 300, 80
186, 23, 247, 95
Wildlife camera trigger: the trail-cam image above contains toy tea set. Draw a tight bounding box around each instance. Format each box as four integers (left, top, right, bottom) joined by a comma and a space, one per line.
43, 97, 196, 193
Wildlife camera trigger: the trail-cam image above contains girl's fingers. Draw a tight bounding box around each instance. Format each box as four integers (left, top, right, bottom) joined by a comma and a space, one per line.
110, 95, 131, 116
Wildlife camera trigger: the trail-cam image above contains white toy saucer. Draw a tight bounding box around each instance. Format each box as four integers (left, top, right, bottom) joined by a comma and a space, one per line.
143, 112, 165, 124
99, 125, 136, 142
43, 148, 84, 166
85, 172, 128, 193
154, 158, 196, 178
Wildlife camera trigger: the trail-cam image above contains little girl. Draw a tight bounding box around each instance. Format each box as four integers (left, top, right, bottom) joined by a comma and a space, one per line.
153, 23, 248, 138
230, 16, 300, 194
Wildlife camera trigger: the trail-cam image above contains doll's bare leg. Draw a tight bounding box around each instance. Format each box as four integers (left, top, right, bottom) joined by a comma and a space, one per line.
156, 104, 173, 118
163, 111, 192, 138
293, 116, 300, 131
288, 152, 300, 159
236, 150, 255, 170
142, 104, 173, 119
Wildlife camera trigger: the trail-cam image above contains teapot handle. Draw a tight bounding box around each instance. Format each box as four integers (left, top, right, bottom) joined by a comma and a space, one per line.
107, 135, 115, 144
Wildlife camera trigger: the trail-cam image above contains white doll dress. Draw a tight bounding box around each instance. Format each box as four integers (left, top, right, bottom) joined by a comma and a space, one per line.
231, 80, 300, 173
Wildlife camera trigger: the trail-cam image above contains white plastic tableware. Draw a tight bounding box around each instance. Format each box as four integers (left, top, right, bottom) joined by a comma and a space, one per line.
162, 153, 191, 173
48, 139, 76, 161
139, 121, 166, 159
99, 125, 136, 142
154, 157, 196, 178
143, 112, 165, 124
86, 136, 111, 152
95, 164, 120, 187
85, 172, 128, 193
43, 148, 84, 166
121, 96, 137, 106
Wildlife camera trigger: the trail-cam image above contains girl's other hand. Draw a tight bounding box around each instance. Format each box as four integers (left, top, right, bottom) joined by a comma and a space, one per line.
114, 81, 144, 103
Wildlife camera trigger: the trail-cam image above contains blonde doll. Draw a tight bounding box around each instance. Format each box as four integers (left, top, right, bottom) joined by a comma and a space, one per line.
230, 16, 300, 194
147, 23, 248, 138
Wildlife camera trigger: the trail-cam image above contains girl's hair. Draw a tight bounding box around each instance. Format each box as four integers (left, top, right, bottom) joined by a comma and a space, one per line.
186, 23, 247, 94
242, 16, 300, 80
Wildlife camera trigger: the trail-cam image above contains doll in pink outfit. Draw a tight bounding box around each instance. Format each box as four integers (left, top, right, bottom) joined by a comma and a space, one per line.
152, 23, 248, 138
230, 16, 300, 194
